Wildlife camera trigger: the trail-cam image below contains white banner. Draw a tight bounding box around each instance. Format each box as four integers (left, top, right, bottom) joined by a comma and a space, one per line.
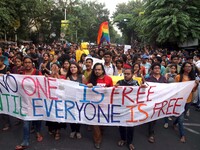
0, 74, 195, 126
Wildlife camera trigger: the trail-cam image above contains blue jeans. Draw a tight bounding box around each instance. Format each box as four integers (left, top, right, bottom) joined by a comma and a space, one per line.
164, 117, 168, 124
173, 103, 191, 137
21, 121, 42, 146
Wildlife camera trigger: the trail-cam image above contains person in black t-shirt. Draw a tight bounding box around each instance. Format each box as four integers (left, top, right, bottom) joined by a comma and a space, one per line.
116, 68, 147, 150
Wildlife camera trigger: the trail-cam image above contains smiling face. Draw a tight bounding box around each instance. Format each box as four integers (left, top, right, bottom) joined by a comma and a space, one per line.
85, 59, 93, 70
70, 64, 78, 74
133, 64, 140, 72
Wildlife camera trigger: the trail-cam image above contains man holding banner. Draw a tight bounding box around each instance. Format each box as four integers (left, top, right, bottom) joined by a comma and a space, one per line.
145, 62, 167, 143
116, 68, 147, 150
87, 63, 113, 149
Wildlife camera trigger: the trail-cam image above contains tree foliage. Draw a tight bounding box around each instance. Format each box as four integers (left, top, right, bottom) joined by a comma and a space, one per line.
0, 0, 119, 43
113, 0, 200, 46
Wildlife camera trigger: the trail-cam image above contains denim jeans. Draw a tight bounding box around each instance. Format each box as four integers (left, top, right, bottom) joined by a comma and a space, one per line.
164, 117, 168, 124
173, 103, 191, 137
21, 121, 42, 146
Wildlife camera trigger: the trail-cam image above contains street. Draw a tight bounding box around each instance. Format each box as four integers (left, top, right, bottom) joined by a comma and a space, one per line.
0, 106, 199, 150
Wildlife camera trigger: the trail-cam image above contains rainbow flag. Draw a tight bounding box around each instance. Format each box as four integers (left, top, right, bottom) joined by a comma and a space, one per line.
97, 21, 110, 46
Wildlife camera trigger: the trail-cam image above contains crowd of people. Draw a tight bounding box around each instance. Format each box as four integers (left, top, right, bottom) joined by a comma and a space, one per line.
0, 42, 199, 150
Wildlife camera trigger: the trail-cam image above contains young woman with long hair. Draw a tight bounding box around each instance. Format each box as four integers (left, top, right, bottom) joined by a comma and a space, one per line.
66, 62, 86, 139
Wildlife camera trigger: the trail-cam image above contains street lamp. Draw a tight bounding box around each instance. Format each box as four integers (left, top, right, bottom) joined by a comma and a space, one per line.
63, 0, 67, 20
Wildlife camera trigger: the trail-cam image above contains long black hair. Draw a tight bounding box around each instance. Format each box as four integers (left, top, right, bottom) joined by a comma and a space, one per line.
89, 63, 106, 86
179, 62, 195, 82
66, 62, 82, 78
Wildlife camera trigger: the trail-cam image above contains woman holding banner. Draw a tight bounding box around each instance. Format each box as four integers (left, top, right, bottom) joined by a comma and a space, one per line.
46, 63, 66, 140
66, 62, 86, 139
15, 56, 43, 150
173, 62, 198, 143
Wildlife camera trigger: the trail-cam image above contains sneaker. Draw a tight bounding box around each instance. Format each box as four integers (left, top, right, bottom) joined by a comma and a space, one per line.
94, 143, 100, 149
76, 132, 82, 139
70, 132, 76, 138
164, 123, 168, 129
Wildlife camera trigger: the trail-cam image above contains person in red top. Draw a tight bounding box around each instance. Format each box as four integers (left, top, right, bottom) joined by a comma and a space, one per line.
15, 56, 43, 150
87, 63, 113, 149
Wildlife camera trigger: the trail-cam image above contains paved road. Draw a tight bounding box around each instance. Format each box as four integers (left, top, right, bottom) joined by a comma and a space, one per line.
0, 106, 199, 150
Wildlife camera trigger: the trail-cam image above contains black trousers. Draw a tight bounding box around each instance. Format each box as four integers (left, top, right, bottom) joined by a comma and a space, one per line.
70, 123, 81, 132
148, 120, 156, 137
119, 126, 134, 144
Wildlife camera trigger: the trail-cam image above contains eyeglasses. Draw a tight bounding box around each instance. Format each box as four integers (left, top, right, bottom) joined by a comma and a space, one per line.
24, 62, 32, 64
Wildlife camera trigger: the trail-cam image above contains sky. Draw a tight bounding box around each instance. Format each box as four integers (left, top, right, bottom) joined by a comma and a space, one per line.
96, 0, 129, 17
95, 0, 129, 35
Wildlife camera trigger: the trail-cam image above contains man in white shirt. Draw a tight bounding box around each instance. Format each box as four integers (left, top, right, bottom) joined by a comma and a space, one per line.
103, 51, 118, 76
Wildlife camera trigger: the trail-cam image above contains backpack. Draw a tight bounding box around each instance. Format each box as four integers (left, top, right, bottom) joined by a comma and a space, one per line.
112, 64, 116, 75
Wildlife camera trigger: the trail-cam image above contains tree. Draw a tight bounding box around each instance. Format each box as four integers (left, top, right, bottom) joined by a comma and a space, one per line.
113, 0, 145, 44
140, 0, 200, 45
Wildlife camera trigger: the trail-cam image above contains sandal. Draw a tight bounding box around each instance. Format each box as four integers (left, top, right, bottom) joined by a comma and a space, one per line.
36, 134, 43, 142
118, 140, 126, 146
148, 136, 155, 143
55, 133, 60, 140
128, 144, 135, 150
180, 136, 186, 143
15, 145, 29, 150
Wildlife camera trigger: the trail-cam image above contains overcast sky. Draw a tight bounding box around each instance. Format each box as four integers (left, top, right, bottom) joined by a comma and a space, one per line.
94, 0, 129, 35
95, 0, 129, 17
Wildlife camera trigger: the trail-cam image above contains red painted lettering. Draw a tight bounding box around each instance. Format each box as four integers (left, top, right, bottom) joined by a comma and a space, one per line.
47, 77, 58, 100
166, 98, 176, 115
21, 76, 36, 96
147, 86, 156, 101
151, 100, 168, 118
136, 87, 145, 104
36, 77, 48, 98
122, 87, 134, 105
173, 97, 183, 115
110, 87, 121, 104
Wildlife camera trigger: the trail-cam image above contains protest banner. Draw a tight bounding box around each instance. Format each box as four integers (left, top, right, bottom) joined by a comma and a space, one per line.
0, 74, 195, 126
